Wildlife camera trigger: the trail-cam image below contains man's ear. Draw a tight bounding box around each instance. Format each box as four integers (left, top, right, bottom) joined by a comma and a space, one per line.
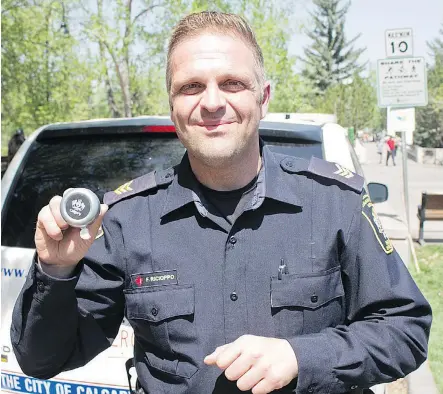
260, 82, 271, 119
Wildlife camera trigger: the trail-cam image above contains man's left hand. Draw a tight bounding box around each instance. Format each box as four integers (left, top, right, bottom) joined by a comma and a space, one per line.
204, 335, 298, 394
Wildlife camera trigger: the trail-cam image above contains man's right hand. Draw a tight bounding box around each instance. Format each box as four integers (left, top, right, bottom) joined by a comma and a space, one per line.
35, 195, 108, 267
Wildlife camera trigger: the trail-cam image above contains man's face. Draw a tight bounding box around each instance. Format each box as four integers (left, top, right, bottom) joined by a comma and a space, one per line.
169, 32, 270, 168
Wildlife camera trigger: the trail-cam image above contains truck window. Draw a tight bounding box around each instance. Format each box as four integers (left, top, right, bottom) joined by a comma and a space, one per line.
2, 134, 186, 248
2, 131, 323, 248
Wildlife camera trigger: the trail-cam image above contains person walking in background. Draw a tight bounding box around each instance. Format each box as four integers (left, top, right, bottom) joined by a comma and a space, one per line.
377, 139, 384, 164
386, 136, 396, 166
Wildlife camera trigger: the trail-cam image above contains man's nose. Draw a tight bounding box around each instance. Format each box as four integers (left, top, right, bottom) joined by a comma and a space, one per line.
200, 85, 226, 112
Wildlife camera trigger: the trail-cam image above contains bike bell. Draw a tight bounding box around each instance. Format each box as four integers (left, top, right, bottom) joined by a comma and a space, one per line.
60, 188, 101, 240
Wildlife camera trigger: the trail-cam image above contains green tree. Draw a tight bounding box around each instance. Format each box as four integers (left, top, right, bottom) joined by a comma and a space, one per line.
317, 72, 380, 131
78, 0, 186, 118
302, 0, 366, 94
415, 23, 443, 148
1, 0, 309, 156
237, 0, 306, 112
1, 0, 94, 153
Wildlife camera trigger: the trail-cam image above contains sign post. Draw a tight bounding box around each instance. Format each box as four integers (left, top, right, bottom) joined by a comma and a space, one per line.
385, 28, 413, 58
400, 132, 410, 230
387, 106, 416, 234
378, 28, 427, 270
377, 57, 428, 108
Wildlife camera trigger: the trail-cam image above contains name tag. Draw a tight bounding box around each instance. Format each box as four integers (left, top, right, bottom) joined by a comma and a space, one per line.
131, 270, 178, 288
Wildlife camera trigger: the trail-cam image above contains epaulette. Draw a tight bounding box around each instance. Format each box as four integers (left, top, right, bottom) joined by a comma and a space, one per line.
280, 156, 364, 193
103, 167, 175, 206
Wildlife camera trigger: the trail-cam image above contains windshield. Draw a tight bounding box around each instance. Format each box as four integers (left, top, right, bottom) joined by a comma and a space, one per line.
1, 132, 322, 248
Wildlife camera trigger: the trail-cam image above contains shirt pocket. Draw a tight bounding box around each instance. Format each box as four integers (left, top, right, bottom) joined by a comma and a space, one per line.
124, 284, 200, 379
270, 266, 345, 337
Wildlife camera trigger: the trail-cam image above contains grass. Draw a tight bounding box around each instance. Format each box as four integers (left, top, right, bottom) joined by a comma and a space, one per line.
410, 244, 443, 393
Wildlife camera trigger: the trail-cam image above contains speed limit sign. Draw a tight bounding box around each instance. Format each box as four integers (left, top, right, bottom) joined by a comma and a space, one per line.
385, 28, 413, 57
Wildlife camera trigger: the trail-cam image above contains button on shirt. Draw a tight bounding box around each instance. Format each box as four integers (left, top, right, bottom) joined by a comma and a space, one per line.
11, 147, 431, 394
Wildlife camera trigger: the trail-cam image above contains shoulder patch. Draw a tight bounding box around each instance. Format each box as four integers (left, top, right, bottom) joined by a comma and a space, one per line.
362, 193, 394, 254
280, 156, 364, 192
103, 168, 174, 206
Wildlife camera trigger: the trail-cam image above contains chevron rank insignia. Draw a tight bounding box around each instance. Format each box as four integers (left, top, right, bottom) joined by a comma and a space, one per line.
307, 157, 364, 192
104, 168, 175, 206
333, 163, 354, 178
361, 193, 394, 254
114, 181, 133, 195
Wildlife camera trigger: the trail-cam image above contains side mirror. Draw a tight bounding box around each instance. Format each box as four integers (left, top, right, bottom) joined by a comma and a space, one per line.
367, 182, 388, 204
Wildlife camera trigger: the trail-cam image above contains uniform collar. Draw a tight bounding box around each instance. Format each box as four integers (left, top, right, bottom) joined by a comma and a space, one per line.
161, 153, 199, 218
257, 144, 303, 208
161, 143, 303, 218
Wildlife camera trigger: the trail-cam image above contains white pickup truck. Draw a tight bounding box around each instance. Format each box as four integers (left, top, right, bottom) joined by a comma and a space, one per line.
1, 116, 387, 394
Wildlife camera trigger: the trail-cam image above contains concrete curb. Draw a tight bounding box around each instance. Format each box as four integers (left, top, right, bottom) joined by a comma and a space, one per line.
407, 361, 439, 394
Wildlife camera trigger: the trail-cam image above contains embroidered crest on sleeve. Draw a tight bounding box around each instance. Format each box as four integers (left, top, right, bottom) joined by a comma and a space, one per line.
362, 194, 394, 254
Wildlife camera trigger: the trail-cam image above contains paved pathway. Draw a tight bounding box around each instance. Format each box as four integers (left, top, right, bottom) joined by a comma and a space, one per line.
361, 142, 443, 243
361, 144, 441, 393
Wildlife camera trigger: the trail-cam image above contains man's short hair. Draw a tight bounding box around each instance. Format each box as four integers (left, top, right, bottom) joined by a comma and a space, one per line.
166, 11, 265, 95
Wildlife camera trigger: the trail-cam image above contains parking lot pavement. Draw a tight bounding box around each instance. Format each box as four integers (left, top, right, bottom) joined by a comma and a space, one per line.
361, 142, 443, 243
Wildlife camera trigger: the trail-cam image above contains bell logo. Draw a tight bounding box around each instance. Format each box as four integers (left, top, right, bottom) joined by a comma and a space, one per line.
72, 199, 85, 211
69, 199, 86, 217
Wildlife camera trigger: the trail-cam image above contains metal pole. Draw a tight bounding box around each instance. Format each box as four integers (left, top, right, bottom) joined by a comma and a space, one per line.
401, 130, 421, 272
401, 130, 410, 233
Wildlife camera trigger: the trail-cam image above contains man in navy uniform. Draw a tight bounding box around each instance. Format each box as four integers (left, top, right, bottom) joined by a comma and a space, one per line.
12, 11, 431, 394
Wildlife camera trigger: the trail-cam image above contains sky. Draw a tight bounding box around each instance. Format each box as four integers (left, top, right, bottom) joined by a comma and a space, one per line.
289, 0, 443, 72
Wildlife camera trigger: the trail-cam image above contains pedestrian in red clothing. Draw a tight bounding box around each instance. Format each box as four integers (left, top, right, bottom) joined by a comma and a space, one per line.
386, 136, 396, 166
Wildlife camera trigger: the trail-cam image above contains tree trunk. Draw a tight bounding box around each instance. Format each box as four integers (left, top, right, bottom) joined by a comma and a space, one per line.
121, 0, 133, 117
100, 42, 121, 118
97, 0, 121, 118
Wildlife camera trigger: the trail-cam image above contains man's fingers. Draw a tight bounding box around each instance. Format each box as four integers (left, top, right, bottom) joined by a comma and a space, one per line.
250, 364, 286, 394
87, 204, 108, 239
49, 196, 69, 230
214, 343, 243, 370
204, 344, 231, 365
206, 336, 298, 394
250, 376, 280, 394
224, 353, 254, 381
235, 360, 270, 391
37, 205, 64, 241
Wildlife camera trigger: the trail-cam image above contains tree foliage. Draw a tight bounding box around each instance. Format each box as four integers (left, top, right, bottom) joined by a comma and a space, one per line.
1, 0, 94, 138
415, 23, 443, 148
1, 0, 303, 153
0, 0, 401, 156
302, 0, 366, 94
316, 72, 380, 131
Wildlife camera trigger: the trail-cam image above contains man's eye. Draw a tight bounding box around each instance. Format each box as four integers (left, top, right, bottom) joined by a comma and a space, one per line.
223, 81, 245, 90
181, 83, 202, 93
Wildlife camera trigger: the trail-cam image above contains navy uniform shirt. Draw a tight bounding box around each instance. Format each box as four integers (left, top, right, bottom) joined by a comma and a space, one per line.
11, 146, 432, 394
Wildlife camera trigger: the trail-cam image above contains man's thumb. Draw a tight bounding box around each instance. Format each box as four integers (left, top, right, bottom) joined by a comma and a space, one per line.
87, 204, 109, 240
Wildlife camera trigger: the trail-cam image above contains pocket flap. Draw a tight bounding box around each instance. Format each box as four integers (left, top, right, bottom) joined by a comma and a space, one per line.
125, 285, 194, 322
271, 267, 344, 309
